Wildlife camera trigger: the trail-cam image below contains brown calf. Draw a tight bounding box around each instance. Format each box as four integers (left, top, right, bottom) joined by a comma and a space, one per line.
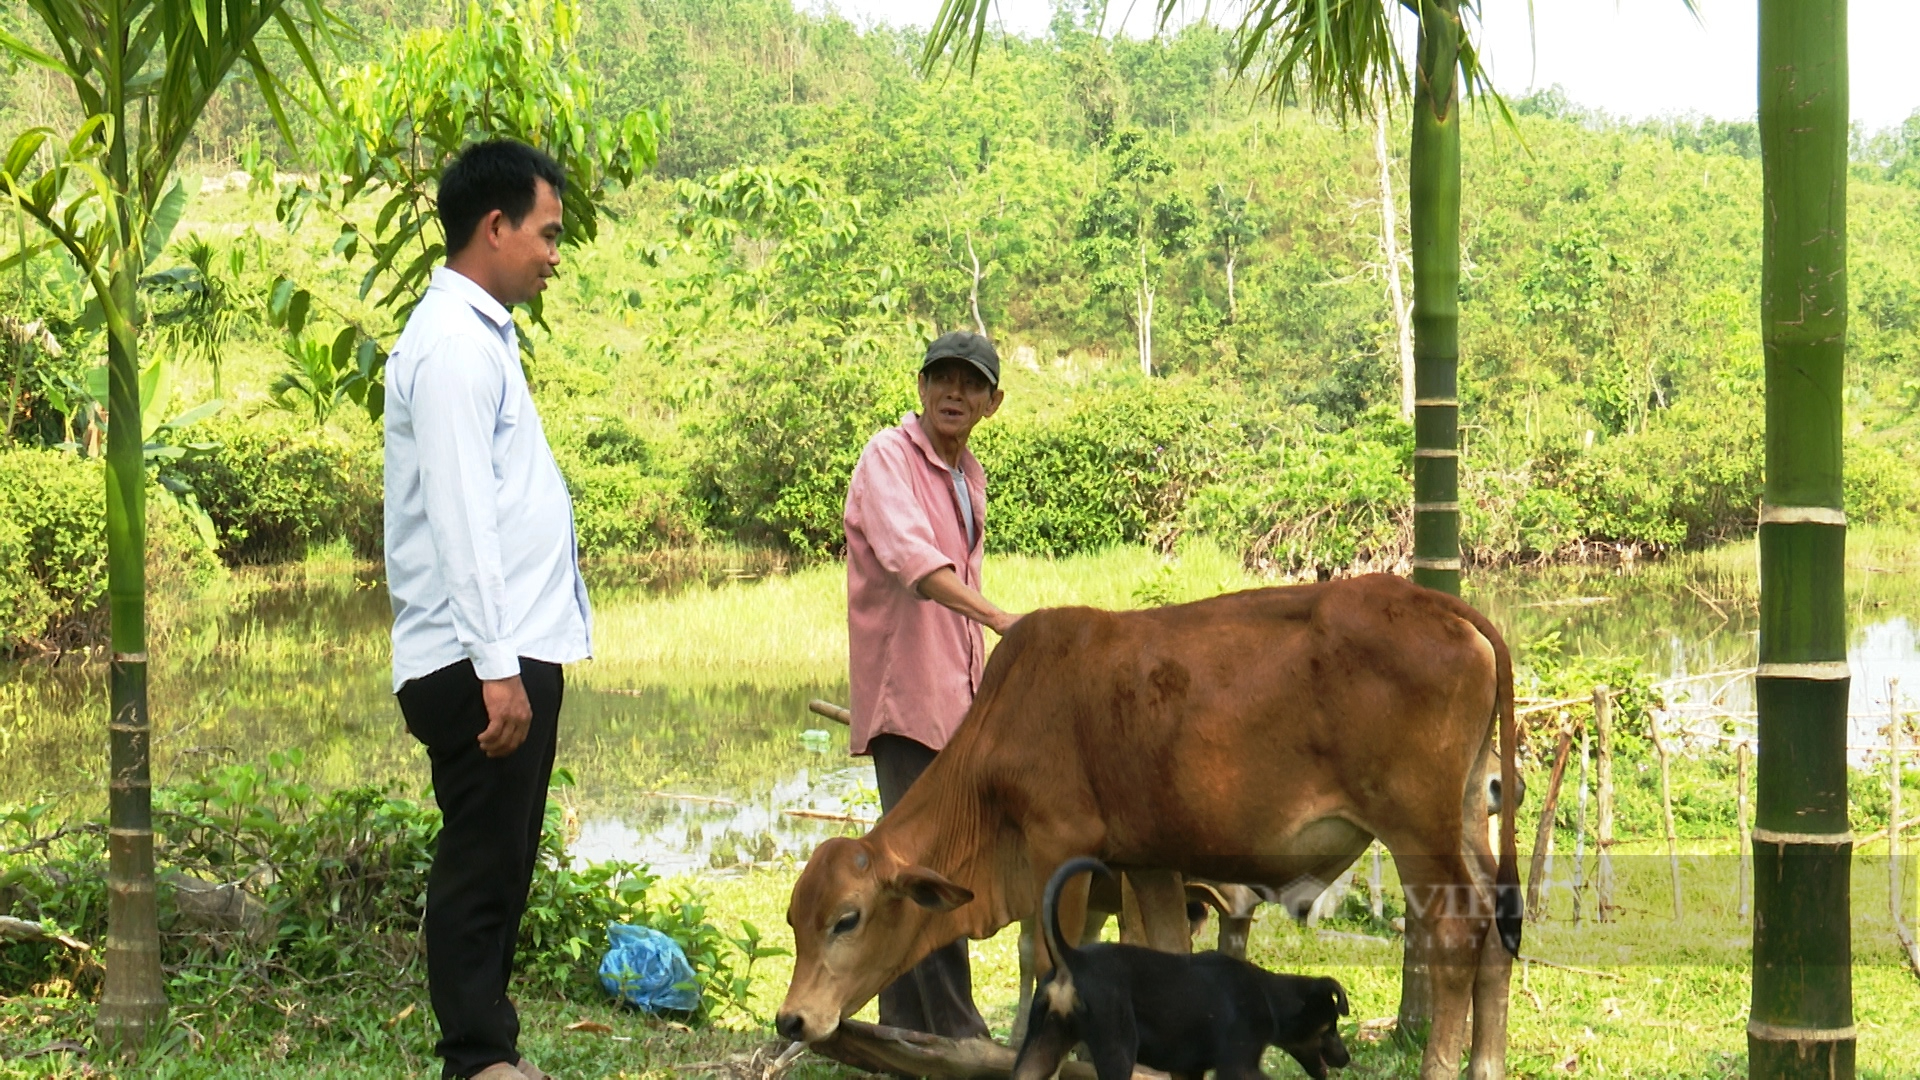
778, 574, 1520, 1080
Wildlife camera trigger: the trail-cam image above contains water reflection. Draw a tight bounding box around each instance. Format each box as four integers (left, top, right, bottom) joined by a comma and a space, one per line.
6, 537, 1920, 872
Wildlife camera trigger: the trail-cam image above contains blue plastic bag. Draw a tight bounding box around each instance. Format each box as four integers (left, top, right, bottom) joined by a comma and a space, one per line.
598, 923, 700, 1014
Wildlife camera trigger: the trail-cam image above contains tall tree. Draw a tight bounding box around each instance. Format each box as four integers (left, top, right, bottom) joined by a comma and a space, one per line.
0, 0, 326, 1054
1750, 1, 1854, 1076
1075, 127, 1196, 376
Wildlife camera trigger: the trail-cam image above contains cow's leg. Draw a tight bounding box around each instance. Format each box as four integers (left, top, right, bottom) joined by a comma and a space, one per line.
1013, 920, 1036, 1044
1119, 869, 1191, 954
1468, 917, 1512, 1080
1217, 914, 1253, 959
1390, 843, 1488, 1080
1465, 790, 1512, 1080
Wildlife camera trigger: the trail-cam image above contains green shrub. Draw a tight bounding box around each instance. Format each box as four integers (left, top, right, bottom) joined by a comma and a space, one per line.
975, 380, 1246, 556
548, 417, 706, 556
1182, 407, 1411, 571
0, 447, 220, 651
691, 341, 917, 556
1845, 437, 1920, 523
173, 418, 383, 563
1, 755, 777, 1018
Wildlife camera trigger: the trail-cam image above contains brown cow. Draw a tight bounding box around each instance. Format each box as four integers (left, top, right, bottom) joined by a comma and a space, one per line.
778, 574, 1520, 1080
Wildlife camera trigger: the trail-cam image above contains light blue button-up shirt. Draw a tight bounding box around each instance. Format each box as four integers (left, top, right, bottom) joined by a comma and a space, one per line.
383, 267, 592, 691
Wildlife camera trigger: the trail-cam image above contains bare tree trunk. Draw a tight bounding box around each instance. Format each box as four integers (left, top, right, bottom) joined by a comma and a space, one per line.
1225, 248, 1237, 322
965, 230, 987, 337
1377, 107, 1414, 420
1595, 686, 1616, 922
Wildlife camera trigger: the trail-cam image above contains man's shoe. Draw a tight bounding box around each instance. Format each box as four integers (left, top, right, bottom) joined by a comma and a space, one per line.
472, 1066, 523, 1080
515, 1058, 550, 1080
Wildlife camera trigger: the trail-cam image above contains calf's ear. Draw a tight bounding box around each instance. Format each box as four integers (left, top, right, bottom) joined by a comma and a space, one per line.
887, 866, 974, 911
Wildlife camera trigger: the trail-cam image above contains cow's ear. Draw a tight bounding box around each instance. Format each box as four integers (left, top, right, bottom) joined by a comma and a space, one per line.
887, 866, 974, 912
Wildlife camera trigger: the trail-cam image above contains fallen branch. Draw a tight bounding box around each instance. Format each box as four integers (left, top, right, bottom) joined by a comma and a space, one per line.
1521, 955, 1623, 981
781, 808, 875, 825
0, 822, 104, 858
642, 791, 739, 807
0, 916, 89, 951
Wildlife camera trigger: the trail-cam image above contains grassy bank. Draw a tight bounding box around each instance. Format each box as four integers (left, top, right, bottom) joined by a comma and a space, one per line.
5, 837, 1920, 1078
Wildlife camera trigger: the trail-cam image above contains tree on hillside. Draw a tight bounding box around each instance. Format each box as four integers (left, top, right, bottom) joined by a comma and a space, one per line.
1205, 179, 1258, 323
1749, 2, 1854, 1077
1076, 127, 1197, 376
265, 0, 662, 423
0, 0, 328, 1052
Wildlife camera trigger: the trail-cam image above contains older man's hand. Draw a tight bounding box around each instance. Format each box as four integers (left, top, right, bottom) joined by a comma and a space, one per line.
478, 675, 533, 757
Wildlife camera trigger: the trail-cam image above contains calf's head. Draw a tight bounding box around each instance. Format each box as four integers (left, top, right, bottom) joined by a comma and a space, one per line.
775, 836, 974, 1042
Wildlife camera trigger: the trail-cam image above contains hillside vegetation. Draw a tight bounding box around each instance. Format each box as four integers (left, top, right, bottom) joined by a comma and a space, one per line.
2, 0, 1919, 649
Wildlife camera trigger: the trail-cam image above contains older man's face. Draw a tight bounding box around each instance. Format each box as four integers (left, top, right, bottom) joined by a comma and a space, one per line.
917, 359, 1002, 446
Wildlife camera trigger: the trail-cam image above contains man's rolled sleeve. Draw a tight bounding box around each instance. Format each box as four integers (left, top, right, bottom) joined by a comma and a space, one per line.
410, 338, 521, 681
851, 438, 954, 592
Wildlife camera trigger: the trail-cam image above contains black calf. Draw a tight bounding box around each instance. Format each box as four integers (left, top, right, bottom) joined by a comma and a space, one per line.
1013, 858, 1351, 1080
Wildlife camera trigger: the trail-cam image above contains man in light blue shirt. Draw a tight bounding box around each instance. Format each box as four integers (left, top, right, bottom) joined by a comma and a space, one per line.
385, 139, 590, 1080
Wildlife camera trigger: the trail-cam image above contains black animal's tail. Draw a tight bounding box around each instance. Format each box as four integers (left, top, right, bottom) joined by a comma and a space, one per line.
1041, 857, 1111, 993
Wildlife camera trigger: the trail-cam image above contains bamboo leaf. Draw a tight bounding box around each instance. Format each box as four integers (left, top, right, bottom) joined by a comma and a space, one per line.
142, 177, 192, 265
0, 26, 65, 74
2, 129, 53, 179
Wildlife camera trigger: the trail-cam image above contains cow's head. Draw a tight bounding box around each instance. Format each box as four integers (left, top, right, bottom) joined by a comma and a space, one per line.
775, 836, 973, 1042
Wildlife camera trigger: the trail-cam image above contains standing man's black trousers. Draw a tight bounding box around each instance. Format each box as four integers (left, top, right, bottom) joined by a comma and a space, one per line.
398, 658, 563, 1079
869, 733, 990, 1040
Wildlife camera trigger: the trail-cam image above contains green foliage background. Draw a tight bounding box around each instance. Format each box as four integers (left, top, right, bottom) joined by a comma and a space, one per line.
2, 0, 1919, 650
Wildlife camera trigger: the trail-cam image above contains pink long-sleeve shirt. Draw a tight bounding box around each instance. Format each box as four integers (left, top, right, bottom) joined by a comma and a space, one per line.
844, 413, 987, 755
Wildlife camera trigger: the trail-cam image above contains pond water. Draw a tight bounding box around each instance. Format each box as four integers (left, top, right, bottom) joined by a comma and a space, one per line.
4, 533, 1918, 874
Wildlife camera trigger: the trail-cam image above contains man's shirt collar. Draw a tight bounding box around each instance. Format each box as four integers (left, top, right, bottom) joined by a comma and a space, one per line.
430, 266, 513, 330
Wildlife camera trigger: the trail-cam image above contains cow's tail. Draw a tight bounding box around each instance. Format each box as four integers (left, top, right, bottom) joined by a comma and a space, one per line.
1040, 857, 1109, 1013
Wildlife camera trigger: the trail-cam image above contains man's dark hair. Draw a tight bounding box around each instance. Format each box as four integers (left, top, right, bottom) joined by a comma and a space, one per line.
437, 139, 567, 257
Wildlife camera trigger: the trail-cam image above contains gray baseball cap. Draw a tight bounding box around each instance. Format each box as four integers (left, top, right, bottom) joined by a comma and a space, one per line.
920, 331, 1000, 388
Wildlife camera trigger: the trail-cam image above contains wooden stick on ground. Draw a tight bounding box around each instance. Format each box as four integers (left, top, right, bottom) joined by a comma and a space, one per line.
1889, 682, 1920, 979
1525, 717, 1575, 921
1571, 717, 1591, 924
1594, 686, 1616, 922
808, 700, 852, 725
1648, 708, 1683, 921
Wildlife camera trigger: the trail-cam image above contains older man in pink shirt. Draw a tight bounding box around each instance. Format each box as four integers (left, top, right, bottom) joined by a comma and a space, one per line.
843, 330, 1019, 1038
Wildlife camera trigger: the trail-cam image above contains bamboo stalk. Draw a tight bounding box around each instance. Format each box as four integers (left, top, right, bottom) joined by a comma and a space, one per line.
1406, 0, 1461, 601
1571, 719, 1591, 925
1525, 720, 1574, 922
1736, 741, 1751, 921
1594, 687, 1616, 922
97, 81, 166, 1052
1751, 4, 1854, 1070
1648, 709, 1683, 922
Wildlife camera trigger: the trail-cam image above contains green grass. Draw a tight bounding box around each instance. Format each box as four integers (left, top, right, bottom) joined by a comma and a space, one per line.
6, 838, 1919, 1077
581, 540, 1262, 692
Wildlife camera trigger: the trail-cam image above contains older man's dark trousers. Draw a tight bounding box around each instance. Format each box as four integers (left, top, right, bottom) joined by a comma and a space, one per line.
869, 734, 990, 1040
398, 658, 563, 1079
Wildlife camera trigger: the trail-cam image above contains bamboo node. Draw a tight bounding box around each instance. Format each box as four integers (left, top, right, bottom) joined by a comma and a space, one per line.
1411, 557, 1462, 571
1412, 502, 1460, 513
1412, 448, 1459, 458
1756, 661, 1851, 681
1757, 504, 1846, 527
109, 652, 148, 663
1413, 398, 1459, 408
1746, 1021, 1856, 1043
1750, 827, 1854, 846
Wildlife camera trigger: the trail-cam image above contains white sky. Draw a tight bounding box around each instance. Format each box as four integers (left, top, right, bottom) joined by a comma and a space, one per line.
804, 0, 1920, 133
